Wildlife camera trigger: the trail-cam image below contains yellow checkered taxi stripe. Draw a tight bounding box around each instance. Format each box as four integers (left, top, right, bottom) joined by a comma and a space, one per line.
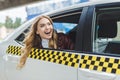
6, 45, 80, 68
6, 45, 120, 74
79, 55, 120, 74
6, 45, 21, 56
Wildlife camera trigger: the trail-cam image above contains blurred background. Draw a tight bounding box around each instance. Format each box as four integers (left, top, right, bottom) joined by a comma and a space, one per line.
0, 0, 95, 40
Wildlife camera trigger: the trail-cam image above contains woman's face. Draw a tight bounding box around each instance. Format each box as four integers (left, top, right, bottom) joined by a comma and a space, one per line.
36, 17, 53, 40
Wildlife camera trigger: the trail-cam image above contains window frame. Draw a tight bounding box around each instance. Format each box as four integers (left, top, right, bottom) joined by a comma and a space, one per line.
15, 7, 83, 51
92, 2, 120, 57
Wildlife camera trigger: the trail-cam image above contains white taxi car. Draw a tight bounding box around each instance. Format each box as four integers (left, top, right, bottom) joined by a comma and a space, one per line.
0, 0, 120, 80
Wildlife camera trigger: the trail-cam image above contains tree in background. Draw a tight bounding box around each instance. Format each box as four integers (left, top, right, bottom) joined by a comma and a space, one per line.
0, 16, 22, 39
5, 16, 22, 29
5, 16, 13, 28
0, 23, 4, 27
13, 17, 21, 28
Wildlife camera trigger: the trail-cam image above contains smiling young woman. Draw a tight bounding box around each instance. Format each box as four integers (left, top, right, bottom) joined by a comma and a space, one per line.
17, 15, 74, 69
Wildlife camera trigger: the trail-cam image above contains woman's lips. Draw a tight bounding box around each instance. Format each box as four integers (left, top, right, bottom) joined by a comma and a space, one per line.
45, 31, 51, 34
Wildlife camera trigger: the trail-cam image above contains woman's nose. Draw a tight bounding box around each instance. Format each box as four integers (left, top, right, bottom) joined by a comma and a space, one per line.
45, 24, 50, 29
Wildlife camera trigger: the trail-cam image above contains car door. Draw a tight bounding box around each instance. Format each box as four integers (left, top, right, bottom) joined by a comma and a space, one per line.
0, 46, 7, 80
78, 2, 120, 80
4, 7, 83, 80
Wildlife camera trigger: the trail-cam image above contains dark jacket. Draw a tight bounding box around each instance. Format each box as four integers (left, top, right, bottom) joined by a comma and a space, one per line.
57, 33, 74, 50
36, 33, 74, 50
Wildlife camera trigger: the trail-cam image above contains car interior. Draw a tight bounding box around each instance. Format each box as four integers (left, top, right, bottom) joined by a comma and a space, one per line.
51, 12, 81, 48
96, 10, 120, 54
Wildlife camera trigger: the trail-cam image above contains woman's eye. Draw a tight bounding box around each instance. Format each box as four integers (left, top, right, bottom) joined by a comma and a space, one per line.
40, 24, 45, 27
47, 23, 51, 25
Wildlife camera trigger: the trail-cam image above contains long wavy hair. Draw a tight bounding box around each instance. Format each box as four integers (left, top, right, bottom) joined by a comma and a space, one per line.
17, 15, 57, 69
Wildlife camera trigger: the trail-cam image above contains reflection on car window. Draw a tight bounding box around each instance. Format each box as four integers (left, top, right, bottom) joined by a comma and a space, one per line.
94, 7, 120, 54
53, 22, 77, 34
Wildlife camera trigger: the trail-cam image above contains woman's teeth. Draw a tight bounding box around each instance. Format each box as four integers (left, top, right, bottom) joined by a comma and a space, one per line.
45, 32, 50, 34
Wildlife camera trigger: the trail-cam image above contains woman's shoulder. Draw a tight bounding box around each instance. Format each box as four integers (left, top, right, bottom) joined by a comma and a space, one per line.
57, 33, 74, 50
57, 33, 70, 41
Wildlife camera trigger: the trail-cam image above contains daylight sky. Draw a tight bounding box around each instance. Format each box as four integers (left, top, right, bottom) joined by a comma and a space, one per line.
0, 0, 65, 23
0, 6, 27, 23
0, 0, 98, 23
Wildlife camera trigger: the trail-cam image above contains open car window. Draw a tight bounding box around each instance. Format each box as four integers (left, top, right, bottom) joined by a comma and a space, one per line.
15, 8, 82, 50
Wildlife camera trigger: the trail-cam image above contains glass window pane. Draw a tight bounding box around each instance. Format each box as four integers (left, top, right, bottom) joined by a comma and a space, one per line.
94, 7, 120, 54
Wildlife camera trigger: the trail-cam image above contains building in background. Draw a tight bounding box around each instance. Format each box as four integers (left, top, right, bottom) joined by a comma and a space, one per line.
26, 0, 89, 20
0, 26, 14, 39
25, 0, 89, 33
0, 0, 89, 39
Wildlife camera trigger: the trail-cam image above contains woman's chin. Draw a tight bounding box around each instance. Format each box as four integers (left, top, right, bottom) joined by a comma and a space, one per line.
45, 36, 52, 40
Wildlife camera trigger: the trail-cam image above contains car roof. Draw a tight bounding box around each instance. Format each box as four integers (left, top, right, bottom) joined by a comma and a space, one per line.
39, 0, 120, 17
5, 0, 120, 41
69, 0, 120, 8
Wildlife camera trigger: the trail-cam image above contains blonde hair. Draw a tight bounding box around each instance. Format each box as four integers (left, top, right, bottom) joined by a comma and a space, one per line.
17, 15, 57, 69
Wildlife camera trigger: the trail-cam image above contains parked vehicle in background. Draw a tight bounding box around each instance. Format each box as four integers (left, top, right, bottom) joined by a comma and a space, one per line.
0, 0, 120, 80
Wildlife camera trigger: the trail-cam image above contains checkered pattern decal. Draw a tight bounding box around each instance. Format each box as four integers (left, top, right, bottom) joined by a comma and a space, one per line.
6, 45, 80, 68
6, 45, 120, 74
29, 48, 80, 68
6, 45, 21, 56
79, 55, 120, 74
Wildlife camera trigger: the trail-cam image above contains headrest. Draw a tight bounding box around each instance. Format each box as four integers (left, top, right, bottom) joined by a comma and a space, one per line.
98, 20, 117, 38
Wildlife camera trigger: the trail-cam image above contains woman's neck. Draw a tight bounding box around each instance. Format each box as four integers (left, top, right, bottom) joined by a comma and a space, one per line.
41, 39, 49, 48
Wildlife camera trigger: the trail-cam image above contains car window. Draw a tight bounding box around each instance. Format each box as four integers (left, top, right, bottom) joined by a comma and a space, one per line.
53, 22, 76, 34
15, 26, 30, 45
94, 6, 120, 54
15, 9, 82, 50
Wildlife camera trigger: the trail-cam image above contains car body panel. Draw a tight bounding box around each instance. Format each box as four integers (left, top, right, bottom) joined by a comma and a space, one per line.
1, 0, 120, 80
5, 45, 120, 80
5, 45, 79, 80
